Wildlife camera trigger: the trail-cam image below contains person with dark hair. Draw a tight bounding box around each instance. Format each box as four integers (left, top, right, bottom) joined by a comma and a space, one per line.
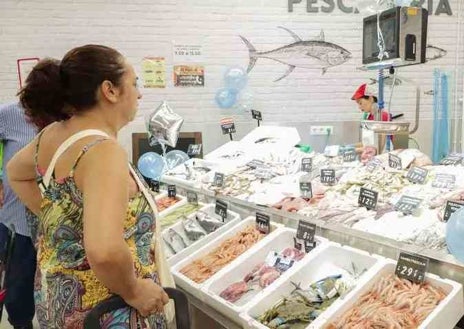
0, 101, 38, 329
7, 44, 169, 328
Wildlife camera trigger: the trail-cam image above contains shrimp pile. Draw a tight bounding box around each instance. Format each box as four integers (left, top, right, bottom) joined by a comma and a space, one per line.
180, 225, 265, 283
326, 274, 447, 329
156, 196, 180, 212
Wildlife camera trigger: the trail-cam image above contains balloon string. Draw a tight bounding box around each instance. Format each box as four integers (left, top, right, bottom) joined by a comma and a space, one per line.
160, 142, 168, 171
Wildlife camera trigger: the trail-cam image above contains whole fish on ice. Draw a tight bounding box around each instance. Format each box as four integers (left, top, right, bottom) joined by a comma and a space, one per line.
240, 27, 352, 82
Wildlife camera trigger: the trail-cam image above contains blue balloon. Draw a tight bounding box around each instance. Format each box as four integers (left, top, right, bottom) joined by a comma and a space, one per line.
224, 67, 248, 91
446, 207, 464, 262
215, 88, 238, 109
165, 150, 189, 170
137, 152, 166, 180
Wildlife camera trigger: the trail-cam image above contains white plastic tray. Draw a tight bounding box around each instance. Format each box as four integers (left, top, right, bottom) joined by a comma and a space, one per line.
155, 192, 187, 218
164, 204, 241, 266
320, 260, 464, 329
240, 243, 384, 329
203, 228, 330, 322
171, 216, 284, 302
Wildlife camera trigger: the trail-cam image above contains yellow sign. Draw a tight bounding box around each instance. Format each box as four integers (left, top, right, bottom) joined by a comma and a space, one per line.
142, 57, 166, 88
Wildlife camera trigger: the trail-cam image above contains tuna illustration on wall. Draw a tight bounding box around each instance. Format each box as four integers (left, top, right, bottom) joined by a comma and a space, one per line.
240, 26, 351, 82
425, 45, 447, 61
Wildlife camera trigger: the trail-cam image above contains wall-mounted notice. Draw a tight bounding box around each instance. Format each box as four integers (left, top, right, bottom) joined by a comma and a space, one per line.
172, 43, 203, 63
17, 58, 40, 89
173, 65, 204, 87
141, 57, 166, 88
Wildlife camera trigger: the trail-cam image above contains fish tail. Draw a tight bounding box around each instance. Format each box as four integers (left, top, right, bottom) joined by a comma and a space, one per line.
239, 35, 258, 73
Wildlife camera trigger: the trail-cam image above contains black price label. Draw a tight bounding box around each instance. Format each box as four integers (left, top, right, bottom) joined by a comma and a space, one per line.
440, 155, 462, 166
187, 191, 198, 205
168, 185, 176, 198
215, 200, 228, 221
443, 201, 464, 222
395, 196, 422, 215
251, 109, 262, 121
358, 187, 378, 210
187, 144, 202, 156
343, 150, 357, 162
221, 121, 236, 135
256, 212, 271, 234
299, 182, 313, 199
395, 252, 429, 284
147, 179, 160, 192
432, 173, 456, 189
389, 153, 402, 169
320, 169, 336, 185
406, 167, 428, 184
301, 158, 312, 173
296, 220, 316, 243
214, 172, 225, 187
366, 158, 383, 172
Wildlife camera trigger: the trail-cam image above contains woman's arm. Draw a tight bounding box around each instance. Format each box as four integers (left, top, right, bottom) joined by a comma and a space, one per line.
6, 140, 43, 215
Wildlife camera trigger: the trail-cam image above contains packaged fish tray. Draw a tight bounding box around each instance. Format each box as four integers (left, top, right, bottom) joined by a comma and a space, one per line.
240, 243, 384, 329
171, 216, 284, 302
163, 204, 241, 266
203, 228, 330, 322
320, 260, 464, 329
154, 192, 187, 218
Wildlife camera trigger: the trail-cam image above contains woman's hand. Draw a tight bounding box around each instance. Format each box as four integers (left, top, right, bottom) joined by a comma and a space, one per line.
123, 278, 169, 317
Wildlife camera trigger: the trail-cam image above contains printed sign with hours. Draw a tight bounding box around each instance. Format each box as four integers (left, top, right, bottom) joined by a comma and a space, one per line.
214, 172, 225, 187
301, 158, 312, 172
389, 153, 402, 169
406, 167, 428, 184
395, 196, 422, 215
343, 150, 357, 162
215, 200, 228, 221
187, 144, 202, 156
251, 109, 262, 121
432, 173, 456, 189
443, 200, 464, 222
395, 252, 429, 284
256, 212, 270, 234
187, 191, 198, 205
320, 169, 335, 185
358, 187, 378, 210
168, 185, 176, 198
299, 182, 313, 199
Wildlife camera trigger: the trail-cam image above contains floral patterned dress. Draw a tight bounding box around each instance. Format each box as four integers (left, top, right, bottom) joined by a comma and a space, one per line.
33, 134, 166, 328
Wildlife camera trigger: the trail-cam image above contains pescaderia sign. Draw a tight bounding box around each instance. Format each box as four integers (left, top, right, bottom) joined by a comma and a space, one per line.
288, 0, 453, 15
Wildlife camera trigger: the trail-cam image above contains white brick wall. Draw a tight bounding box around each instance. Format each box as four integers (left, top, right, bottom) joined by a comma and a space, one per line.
0, 0, 463, 156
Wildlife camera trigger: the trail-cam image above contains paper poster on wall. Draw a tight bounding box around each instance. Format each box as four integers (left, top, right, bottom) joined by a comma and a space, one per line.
172, 43, 203, 63
173, 65, 204, 87
17, 57, 40, 89
141, 57, 166, 88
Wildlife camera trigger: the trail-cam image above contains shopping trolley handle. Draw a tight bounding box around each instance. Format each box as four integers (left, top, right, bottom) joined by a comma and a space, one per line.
83, 287, 190, 329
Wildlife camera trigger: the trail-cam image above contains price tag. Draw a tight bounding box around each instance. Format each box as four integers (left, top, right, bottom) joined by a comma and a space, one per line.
168, 185, 176, 198
366, 158, 383, 172
147, 179, 160, 192
246, 159, 265, 169
395, 195, 422, 215
251, 109, 262, 121
320, 169, 336, 185
214, 172, 225, 187
432, 173, 456, 189
358, 187, 378, 210
256, 212, 270, 234
406, 167, 428, 184
296, 220, 316, 244
443, 201, 464, 222
274, 257, 295, 272
389, 153, 402, 169
221, 118, 236, 135
343, 150, 357, 162
301, 158, 312, 173
187, 191, 198, 205
215, 200, 228, 221
395, 252, 429, 284
299, 182, 313, 199
440, 155, 462, 166
187, 144, 202, 156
